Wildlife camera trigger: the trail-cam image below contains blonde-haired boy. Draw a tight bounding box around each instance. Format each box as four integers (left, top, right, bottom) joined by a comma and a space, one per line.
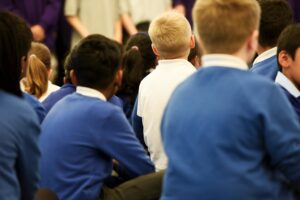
160, 0, 300, 199
132, 11, 196, 171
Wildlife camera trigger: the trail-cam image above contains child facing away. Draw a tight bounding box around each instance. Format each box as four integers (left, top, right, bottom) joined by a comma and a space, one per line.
21, 42, 60, 102
275, 24, 300, 123
160, 0, 300, 199
131, 12, 196, 171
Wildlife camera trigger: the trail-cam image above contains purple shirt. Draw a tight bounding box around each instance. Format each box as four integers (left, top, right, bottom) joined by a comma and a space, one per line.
172, 0, 195, 27
288, 0, 300, 23
0, 0, 61, 50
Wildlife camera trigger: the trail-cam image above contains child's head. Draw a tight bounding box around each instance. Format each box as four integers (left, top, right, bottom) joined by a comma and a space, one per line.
0, 11, 32, 97
277, 25, 300, 89
63, 45, 78, 84
193, 0, 260, 61
71, 34, 122, 95
148, 12, 194, 59
23, 42, 51, 98
258, 0, 293, 49
118, 32, 157, 105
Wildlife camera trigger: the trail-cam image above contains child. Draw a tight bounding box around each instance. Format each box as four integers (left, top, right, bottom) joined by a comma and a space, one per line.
250, 0, 293, 80
0, 11, 40, 200
275, 24, 300, 122
21, 42, 60, 101
132, 12, 196, 171
160, 0, 300, 199
117, 32, 157, 119
39, 34, 163, 200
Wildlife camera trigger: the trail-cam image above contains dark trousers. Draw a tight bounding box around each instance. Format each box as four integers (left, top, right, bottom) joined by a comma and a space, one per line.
100, 170, 164, 200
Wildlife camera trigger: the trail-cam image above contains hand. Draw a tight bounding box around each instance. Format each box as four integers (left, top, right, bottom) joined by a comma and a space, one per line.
31, 25, 45, 42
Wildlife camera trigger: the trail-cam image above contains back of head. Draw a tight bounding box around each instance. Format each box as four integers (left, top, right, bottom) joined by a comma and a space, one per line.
24, 42, 51, 98
0, 11, 32, 96
118, 32, 157, 104
71, 34, 121, 90
277, 24, 300, 71
258, 0, 293, 48
193, 0, 260, 54
148, 12, 192, 59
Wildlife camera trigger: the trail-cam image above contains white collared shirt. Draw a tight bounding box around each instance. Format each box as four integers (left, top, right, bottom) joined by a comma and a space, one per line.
202, 54, 248, 70
76, 86, 107, 101
275, 72, 300, 98
253, 47, 277, 65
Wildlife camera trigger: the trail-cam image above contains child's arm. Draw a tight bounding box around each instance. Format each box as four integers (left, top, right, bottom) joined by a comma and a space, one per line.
66, 16, 89, 38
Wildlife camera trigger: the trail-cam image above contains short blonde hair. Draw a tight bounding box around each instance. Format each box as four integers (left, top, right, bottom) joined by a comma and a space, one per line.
193, 0, 260, 54
148, 12, 192, 59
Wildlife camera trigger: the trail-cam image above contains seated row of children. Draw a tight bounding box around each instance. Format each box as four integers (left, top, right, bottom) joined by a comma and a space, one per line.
2, 0, 300, 199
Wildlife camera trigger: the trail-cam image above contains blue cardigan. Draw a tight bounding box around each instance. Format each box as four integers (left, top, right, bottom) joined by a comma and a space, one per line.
39, 93, 154, 200
0, 91, 40, 200
161, 67, 300, 200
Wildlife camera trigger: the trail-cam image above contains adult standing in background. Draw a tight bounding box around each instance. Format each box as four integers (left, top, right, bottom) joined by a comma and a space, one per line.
65, 0, 125, 47
172, 0, 195, 27
0, 0, 61, 51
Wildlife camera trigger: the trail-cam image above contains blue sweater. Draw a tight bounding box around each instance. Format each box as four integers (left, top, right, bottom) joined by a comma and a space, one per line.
250, 55, 278, 80
42, 83, 75, 113
0, 91, 40, 200
23, 92, 46, 123
161, 67, 300, 200
39, 93, 154, 200
42, 84, 123, 113
280, 87, 300, 123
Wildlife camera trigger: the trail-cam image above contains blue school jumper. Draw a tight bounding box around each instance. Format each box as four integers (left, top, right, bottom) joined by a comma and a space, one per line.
39, 92, 154, 200
23, 92, 46, 123
250, 55, 278, 80
161, 67, 300, 200
0, 91, 40, 200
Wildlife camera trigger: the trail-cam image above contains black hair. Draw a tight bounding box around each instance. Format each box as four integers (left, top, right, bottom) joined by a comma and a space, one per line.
277, 24, 300, 71
0, 11, 32, 96
71, 34, 121, 89
117, 32, 157, 108
258, 0, 293, 48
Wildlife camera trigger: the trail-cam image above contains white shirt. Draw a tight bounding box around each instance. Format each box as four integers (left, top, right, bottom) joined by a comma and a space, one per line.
275, 72, 300, 98
39, 81, 60, 102
76, 86, 107, 101
253, 47, 277, 65
137, 59, 196, 171
202, 54, 248, 70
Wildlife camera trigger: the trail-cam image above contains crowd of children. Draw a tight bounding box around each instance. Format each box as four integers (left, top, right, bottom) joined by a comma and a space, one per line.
1, 0, 300, 200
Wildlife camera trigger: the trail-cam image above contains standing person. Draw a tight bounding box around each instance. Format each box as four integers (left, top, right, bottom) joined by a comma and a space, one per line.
250, 0, 293, 80
132, 12, 196, 171
0, 0, 61, 51
160, 0, 300, 199
172, 0, 195, 27
0, 11, 40, 200
65, 0, 124, 47
39, 34, 163, 200
288, 0, 300, 23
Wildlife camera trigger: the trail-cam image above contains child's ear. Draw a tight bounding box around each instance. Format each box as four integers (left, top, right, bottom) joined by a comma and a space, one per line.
70, 69, 78, 86
190, 35, 195, 49
115, 69, 123, 88
20, 56, 28, 78
278, 50, 292, 69
248, 30, 259, 53
152, 44, 160, 57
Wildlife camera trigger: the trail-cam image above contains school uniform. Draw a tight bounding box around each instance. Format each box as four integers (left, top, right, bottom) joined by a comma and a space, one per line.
275, 71, 300, 123
39, 86, 154, 200
133, 59, 196, 171
0, 91, 40, 200
250, 47, 278, 80
161, 55, 300, 200
23, 92, 46, 123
